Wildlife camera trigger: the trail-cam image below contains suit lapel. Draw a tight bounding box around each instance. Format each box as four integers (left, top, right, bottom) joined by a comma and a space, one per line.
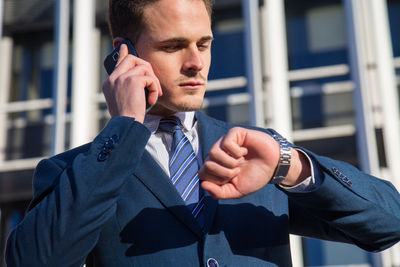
133, 151, 204, 238
196, 111, 229, 233
133, 112, 229, 236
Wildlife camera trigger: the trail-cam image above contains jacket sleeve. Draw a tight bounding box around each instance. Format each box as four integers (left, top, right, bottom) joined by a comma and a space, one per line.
5, 116, 151, 267
287, 149, 400, 252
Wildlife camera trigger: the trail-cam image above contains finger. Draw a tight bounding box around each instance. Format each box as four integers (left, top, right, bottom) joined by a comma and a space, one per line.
113, 54, 151, 77
199, 161, 239, 184
145, 76, 162, 105
207, 147, 243, 169
220, 132, 248, 159
116, 64, 151, 77
125, 74, 161, 107
113, 56, 162, 96
130, 67, 162, 104
113, 52, 151, 77
113, 70, 160, 105
201, 181, 243, 199
113, 59, 161, 94
208, 137, 243, 168
116, 44, 129, 67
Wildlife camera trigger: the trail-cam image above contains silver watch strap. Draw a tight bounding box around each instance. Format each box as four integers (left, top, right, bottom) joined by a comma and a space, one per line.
270, 134, 291, 184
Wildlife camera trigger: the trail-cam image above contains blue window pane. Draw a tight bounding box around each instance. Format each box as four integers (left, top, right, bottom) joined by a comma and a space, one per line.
286, 1, 348, 69
39, 69, 53, 99
209, 31, 245, 80
291, 75, 353, 130
388, 0, 400, 57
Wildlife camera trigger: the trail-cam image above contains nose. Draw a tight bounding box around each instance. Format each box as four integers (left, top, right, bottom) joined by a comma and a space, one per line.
182, 46, 204, 74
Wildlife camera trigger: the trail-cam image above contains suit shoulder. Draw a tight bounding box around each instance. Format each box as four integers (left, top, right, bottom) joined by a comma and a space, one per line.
195, 111, 233, 129
47, 142, 92, 169
195, 111, 275, 136
30, 143, 92, 210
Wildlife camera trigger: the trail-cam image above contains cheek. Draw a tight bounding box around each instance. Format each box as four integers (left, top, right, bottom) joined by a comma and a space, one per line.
153, 62, 178, 84
202, 54, 212, 74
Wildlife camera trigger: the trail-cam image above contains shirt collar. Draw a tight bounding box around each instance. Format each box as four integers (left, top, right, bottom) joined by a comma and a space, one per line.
144, 111, 196, 133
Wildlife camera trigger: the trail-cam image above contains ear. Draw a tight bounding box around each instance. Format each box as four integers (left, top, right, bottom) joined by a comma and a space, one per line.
113, 37, 124, 49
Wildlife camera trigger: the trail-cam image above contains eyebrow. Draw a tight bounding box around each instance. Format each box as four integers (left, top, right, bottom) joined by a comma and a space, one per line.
158, 36, 214, 44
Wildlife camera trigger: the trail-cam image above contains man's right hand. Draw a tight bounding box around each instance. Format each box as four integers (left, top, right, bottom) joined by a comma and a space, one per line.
102, 44, 163, 123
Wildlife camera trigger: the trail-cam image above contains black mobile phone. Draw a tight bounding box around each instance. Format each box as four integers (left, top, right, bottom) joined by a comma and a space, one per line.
103, 39, 151, 111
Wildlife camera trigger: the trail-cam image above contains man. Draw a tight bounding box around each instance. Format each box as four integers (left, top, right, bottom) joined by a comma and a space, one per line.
6, 0, 400, 266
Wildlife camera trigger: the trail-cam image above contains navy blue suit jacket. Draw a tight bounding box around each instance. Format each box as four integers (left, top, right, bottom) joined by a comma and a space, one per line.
6, 111, 400, 266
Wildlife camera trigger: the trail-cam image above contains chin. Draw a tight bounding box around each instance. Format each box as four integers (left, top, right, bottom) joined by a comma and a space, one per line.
179, 104, 203, 112
172, 99, 203, 112
149, 99, 203, 116
170, 93, 204, 111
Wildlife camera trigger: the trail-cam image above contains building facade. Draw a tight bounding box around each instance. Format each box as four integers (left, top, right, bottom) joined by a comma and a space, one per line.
1, 0, 400, 266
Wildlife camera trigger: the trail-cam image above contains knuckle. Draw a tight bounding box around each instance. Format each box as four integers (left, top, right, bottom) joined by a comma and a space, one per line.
204, 161, 214, 172
126, 54, 136, 61
226, 168, 237, 178
231, 126, 241, 132
113, 75, 123, 86
222, 141, 234, 150
107, 74, 117, 84
102, 79, 111, 90
208, 149, 218, 160
124, 75, 138, 85
143, 61, 152, 69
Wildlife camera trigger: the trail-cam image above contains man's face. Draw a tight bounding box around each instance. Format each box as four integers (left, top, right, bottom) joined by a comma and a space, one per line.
135, 0, 213, 116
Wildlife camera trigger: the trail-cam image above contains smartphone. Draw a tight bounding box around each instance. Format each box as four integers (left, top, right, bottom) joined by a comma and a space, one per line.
103, 39, 152, 111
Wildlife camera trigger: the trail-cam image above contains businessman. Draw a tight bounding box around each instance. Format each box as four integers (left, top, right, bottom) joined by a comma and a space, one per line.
6, 0, 400, 266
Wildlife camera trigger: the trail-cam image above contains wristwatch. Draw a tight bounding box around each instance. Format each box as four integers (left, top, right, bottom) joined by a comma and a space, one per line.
270, 134, 292, 184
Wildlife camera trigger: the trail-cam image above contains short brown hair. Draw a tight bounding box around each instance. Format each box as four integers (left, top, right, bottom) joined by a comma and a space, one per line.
107, 0, 214, 43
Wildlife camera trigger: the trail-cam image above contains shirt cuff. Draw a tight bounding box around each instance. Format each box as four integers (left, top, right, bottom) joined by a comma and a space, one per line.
279, 149, 322, 192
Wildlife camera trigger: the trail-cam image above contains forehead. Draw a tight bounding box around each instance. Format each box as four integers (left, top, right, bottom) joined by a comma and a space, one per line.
141, 0, 212, 41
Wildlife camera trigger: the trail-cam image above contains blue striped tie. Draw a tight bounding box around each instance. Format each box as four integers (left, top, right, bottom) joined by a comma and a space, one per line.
159, 116, 204, 225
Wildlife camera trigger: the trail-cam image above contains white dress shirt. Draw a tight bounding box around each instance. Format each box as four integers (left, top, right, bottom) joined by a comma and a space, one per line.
144, 111, 202, 177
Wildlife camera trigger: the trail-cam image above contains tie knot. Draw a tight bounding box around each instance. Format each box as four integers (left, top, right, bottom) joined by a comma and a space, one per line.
158, 116, 182, 134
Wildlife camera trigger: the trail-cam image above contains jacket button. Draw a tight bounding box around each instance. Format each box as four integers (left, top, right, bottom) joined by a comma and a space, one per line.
207, 258, 219, 267
97, 152, 109, 162
102, 146, 111, 154
104, 139, 115, 149
112, 134, 119, 142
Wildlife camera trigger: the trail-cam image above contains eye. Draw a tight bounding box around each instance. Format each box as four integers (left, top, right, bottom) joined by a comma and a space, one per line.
197, 41, 212, 51
161, 44, 184, 53
163, 46, 178, 52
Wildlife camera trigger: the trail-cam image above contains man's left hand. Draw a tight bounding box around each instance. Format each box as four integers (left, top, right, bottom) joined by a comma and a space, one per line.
199, 127, 311, 199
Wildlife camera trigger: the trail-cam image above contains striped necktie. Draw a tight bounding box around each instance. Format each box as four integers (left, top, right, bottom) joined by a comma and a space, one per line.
158, 116, 204, 225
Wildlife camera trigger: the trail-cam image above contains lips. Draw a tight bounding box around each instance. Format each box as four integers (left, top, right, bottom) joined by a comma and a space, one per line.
179, 80, 205, 88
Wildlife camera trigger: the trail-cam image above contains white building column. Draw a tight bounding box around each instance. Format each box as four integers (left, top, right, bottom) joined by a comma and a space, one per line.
260, 0, 293, 139
260, 1, 301, 266
242, 0, 265, 127
51, 0, 70, 155
0, 37, 13, 164
368, 0, 400, 265
343, 0, 380, 176
0, 0, 3, 38
71, 0, 96, 148
369, 0, 400, 190
90, 28, 101, 138
344, 0, 400, 265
